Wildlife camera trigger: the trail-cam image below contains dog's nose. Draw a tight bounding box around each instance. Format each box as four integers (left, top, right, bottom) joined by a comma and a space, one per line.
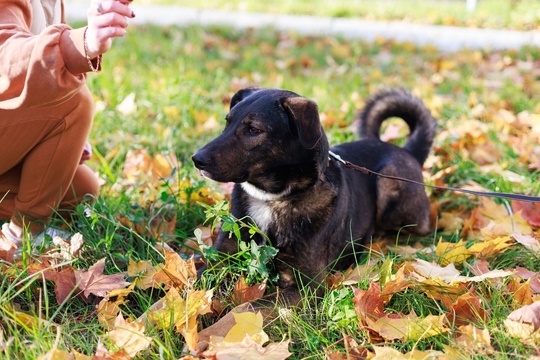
191, 152, 207, 170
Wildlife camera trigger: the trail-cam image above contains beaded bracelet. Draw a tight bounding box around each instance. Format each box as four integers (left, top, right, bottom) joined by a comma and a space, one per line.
83, 27, 102, 72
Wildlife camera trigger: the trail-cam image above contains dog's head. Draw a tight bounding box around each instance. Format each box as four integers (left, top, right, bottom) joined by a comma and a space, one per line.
192, 86, 329, 196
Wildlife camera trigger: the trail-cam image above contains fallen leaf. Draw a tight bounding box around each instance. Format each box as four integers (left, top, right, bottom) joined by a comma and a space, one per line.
352, 282, 385, 325
370, 346, 407, 359
50, 232, 84, 261
448, 289, 490, 326
232, 277, 267, 305
436, 238, 471, 266
506, 277, 534, 306
37, 349, 74, 360
504, 301, 540, 344
204, 335, 292, 360
74, 258, 131, 299
512, 233, 540, 253
370, 311, 448, 342
512, 200, 540, 227
381, 265, 413, 299
223, 312, 269, 345
152, 250, 197, 290
506, 301, 540, 332
412, 259, 513, 283
148, 287, 213, 351
105, 313, 152, 358
456, 324, 494, 355
127, 259, 159, 290
467, 235, 514, 257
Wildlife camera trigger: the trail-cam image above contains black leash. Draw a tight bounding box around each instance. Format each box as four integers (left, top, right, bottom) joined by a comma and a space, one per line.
328, 151, 540, 203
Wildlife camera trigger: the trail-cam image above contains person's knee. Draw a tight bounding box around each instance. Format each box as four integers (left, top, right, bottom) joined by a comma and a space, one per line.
63, 165, 101, 206
75, 165, 100, 200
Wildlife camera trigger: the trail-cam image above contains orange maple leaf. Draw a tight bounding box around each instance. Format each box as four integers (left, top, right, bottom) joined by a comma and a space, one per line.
232, 277, 267, 305
152, 249, 197, 290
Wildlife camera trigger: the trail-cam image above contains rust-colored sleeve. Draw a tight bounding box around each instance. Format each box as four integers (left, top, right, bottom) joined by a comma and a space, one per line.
0, 0, 93, 109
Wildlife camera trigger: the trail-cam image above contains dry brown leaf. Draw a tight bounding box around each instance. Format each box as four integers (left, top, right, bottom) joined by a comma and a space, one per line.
152, 249, 197, 290
515, 267, 540, 294
513, 233, 540, 253
468, 198, 533, 237
202, 311, 290, 359
197, 302, 255, 351
506, 277, 534, 306
127, 259, 160, 290
512, 200, 540, 228
325, 335, 369, 359
504, 301, 540, 344
352, 282, 385, 325
74, 258, 131, 299
105, 313, 152, 358
437, 210, 465, 234
448, 289, 490, 326
507, 301, 540, 332
370, 311, 448, 342
27, 263, 78, 305
204, 336, 292, 360
380, 265, 413, 299
97, 285, 134, 330
456, 324, 494, 355
412, 259, 512, 283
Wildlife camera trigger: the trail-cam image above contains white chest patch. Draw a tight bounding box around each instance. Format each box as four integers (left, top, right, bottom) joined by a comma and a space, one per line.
246, 197, 274, 234
240, 182, 290, 234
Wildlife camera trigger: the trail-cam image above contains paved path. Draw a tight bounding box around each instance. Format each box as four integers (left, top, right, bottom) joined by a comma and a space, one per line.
65, 3, 540, 52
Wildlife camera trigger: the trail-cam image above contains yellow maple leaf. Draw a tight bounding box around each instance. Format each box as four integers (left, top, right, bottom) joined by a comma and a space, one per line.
223, 312, 269, 345
105, 313, 152, 358
370, 311, 448, 342
148, 287, 213, 351
436, 238, 471, 266
467, 235, 514, 257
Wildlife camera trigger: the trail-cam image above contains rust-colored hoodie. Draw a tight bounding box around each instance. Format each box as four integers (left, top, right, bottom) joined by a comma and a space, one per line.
0, 0, 93, 110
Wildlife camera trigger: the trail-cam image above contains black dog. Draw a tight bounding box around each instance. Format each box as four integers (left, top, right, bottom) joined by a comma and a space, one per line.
192, 86, 436, 305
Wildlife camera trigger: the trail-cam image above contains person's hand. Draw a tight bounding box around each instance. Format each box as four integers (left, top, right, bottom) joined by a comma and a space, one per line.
85, 0, 135, 59
80, 142, 92, 164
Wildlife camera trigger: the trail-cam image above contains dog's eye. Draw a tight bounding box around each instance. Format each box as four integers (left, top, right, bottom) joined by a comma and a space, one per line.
248, 126, 263, 135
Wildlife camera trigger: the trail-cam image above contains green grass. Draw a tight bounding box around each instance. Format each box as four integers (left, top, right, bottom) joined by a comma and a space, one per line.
1, 15, 540, 360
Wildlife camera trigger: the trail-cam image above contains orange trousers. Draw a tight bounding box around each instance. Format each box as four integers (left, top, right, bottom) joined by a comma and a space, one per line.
0, 85, 100, 233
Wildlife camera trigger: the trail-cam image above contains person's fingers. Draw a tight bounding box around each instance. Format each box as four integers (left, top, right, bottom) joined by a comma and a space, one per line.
95, 0, 135, 18
85, 26, 127, 57
89, 11, 130, 30
85, 0, 134, 59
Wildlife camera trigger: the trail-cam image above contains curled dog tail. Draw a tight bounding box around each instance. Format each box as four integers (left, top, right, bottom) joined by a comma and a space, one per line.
358, 88, 436, 165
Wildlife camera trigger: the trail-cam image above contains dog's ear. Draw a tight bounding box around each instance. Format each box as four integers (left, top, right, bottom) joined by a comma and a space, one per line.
230, 86, 261, 109
283, 97, 322, 149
